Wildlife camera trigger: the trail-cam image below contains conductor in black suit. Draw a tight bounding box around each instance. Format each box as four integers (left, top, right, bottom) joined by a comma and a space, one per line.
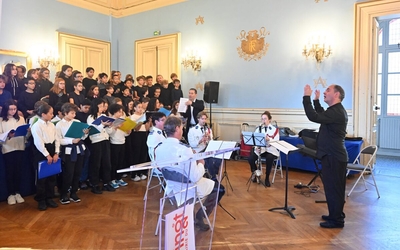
303, 84, 348, 229
183, 88, 204, 137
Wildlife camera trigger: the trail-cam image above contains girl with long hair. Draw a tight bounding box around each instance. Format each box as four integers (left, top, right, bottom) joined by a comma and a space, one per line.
0, 99, 27, 205
36, 68, 53, 99
86, 98, 115, 194
2, 63, 22, 100
48, 78, 68, 108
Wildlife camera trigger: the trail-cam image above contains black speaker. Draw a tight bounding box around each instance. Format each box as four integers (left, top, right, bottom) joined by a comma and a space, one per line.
203, 81, 219, 103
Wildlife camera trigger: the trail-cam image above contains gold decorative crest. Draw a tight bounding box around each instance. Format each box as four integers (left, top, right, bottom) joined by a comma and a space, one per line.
195, 82, 203, 91
236, 27, 270, 61
315, 0, 328, 3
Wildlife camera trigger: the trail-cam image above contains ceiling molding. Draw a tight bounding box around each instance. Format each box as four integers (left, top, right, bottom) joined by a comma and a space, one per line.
58, 0, 187, 18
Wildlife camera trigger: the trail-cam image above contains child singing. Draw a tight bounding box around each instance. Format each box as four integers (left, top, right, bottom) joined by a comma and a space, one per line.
56, 103, 89, 204
0, 99, 27, 205
31, 102, 60, 211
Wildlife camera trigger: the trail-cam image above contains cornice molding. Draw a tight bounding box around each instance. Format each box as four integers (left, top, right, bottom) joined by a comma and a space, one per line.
58, 0, 187, 18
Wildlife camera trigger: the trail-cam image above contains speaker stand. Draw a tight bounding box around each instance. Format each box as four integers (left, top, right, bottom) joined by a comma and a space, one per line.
209, 102, 213, 128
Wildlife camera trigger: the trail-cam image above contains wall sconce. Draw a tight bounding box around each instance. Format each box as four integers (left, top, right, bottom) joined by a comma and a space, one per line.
37, 49, 59, 68
302, 36, 332, 64
181, 49, 201, 71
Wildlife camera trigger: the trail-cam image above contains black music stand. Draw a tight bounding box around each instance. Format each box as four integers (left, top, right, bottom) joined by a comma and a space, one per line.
268, 140, 299, 219
205, 141, 237, 220
220, 159, 234, 192
242, 132, 268, 190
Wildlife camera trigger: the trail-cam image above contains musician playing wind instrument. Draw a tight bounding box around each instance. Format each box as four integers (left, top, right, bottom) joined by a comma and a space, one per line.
247, 111, 280, 187
188, 111, 222, 179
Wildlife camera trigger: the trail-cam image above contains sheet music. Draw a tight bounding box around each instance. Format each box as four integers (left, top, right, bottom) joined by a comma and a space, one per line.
205, 140, 237, 159
253, 132, 267, 147
269, 140, 298, 155
178, 98, 188, 113
242, 131, 254, 145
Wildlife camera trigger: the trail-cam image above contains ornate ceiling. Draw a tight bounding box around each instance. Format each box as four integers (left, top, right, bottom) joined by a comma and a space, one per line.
58, 0, 187, 18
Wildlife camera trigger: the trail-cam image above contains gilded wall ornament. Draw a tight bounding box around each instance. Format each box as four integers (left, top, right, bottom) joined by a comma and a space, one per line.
195, 82, 203, 91
315, 0, 328, 3
236, 27, 270, 61
195, 16, 204, 25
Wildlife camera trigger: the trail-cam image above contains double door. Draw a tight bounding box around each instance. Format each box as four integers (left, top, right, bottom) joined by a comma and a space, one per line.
135, 33, 180, 79
58, 32, 111, 75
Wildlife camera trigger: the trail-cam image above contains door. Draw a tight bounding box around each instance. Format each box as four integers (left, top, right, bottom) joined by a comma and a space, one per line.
377, 18, 400, 154
58, 32, 111, 75
135, 33, 180, 78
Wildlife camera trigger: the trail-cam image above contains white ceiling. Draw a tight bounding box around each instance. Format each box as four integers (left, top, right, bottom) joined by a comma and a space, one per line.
58, 0, 187, 18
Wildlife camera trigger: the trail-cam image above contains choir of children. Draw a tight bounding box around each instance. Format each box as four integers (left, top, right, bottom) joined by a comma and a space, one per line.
1, 64, 183, 210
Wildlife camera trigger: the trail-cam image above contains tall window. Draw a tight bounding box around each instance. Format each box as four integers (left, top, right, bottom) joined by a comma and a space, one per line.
378, 18, 400, 117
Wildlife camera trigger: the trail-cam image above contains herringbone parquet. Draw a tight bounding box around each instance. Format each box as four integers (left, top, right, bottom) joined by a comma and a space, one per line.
0, 160, 399, 249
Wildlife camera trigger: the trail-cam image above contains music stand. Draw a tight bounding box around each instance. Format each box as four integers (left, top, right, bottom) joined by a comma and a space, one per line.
205, 141, 237, 220
242, 132, 268, 190
221, 159, 234, 192
268, 140, 299, 219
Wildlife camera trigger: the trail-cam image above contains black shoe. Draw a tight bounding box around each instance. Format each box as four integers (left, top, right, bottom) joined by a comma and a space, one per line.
91, 186, 103, 194
195, 218, 210, 231
59, 195, 70, 205
102, 184, 116, 192
86, 180, 93, 188
320, 221, 344, 228
46, 199, 58, 208
70, 193, 81, 203
265, 179, 271, 187
79, 181, 88, 190
38, 200, 47, 211
321, 215, 331, 221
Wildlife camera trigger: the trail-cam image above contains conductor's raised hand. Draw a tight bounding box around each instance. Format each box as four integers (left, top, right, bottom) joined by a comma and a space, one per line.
314, 89, 320, 100
304, 84, 313, 96
185, 100, 192, 106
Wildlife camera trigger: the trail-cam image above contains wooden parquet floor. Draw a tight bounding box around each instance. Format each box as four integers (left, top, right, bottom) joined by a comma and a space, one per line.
1, 160, 399, 250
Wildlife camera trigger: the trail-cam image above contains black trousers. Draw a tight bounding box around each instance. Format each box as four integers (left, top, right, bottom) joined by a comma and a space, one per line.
196, 181, 225, 219
61, 154, 84, 195
248, 150, 277, 178
3, 150, 24, 195
110, 143, 125, 180
89, 140, 111, 186
321, 155, 347, 223
204, 157, 222, 179
131, 131, 148, 176
33, 143, 56, 202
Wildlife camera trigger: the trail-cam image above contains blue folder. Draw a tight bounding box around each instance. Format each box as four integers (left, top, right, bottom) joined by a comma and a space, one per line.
91, 116, 115, 126
10, 124, 30, 137
158, 107, 171, 117
38, 159, 62, 179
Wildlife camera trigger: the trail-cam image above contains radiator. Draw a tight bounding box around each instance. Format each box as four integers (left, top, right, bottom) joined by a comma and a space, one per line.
379, 119, 400, 149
